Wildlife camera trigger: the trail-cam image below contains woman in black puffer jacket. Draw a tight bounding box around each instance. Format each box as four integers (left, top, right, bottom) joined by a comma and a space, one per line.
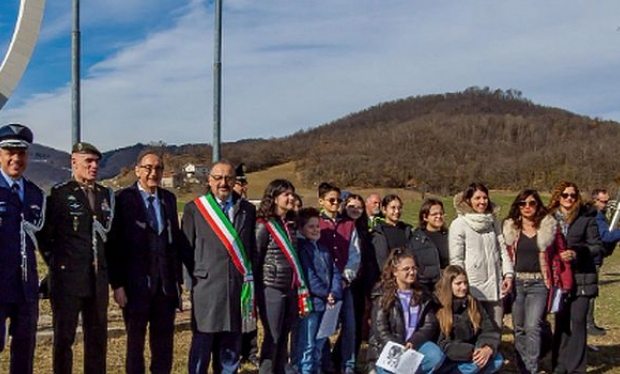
367, 249, 444, 374
255, 179, 299, 374
547, 181, 603, 374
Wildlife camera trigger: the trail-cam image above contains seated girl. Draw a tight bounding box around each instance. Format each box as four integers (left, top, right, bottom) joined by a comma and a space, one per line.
435, 265, 503, 374
367, 248, 445, 374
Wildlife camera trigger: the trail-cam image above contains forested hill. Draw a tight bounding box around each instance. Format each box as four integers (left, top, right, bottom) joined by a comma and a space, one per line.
219, 87, 620, 194
29, 87, 620, 193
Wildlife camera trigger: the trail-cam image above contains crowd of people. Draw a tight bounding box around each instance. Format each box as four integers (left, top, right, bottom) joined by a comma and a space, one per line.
0, 122, 617, 374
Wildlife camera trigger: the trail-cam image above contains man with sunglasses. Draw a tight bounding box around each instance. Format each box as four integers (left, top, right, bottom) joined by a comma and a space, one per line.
587, 188, 620, 336
107, 150, 183, 373
317, 182, 361, 374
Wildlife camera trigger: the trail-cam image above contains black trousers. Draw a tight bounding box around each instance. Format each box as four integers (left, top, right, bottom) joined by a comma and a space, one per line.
50, 291, 108, 374
552, 295, 590, 374
123, 288, 177, 374
240, 329, 258, 362
0, 299, 38, 374
586, 265, 601, 327
257, 286, 298, 374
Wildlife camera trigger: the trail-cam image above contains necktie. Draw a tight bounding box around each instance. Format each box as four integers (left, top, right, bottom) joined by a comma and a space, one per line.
147, 196, 159, 232
86, 187, 96, 211
11, 182, 21, 202
221, 201, 231, 221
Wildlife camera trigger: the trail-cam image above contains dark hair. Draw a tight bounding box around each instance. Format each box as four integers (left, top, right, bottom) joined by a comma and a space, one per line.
318, 182, 340, 198
435, 265, 481, 337
379, 248, 422, 311
505, 189, 548, 229
418, 198, 446, 230
258, 179, 296, 220
591, 188, 608, 202
297, 207, 320, 229
345, 194, 370, 233
463, 182, 493, 214
381, 194, 403, 209
547, 181, 582, 224
135, 149, 164, 167
292, 193, 303, 207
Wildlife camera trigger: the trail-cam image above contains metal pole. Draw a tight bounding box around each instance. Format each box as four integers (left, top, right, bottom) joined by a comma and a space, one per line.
71, 0, 81, 145
212, 0, 222, 162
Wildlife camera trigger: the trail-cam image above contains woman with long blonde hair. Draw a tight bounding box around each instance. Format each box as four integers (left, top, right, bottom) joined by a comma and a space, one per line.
435, 265, 503, 374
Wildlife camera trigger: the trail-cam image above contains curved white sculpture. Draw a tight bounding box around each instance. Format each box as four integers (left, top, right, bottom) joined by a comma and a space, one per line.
0, 0, 46, 109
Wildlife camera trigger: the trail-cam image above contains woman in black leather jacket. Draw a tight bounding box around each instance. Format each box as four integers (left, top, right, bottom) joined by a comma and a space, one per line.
367, 249, 444, 374
255, 179, 299, 374
547, 181, 603, 374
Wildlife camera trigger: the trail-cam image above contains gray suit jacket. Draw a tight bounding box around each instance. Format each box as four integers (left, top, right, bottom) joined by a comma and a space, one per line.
181, 192, 256, 333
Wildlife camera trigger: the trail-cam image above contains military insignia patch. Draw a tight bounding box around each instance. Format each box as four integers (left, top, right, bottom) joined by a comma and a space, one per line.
101, 199, 110, 212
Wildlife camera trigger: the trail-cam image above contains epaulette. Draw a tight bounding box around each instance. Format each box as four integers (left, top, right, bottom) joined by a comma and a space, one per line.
51, 180, 73, 190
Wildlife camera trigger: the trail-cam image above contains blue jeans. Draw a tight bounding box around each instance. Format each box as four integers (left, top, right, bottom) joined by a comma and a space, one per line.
440, 353, 503, 374
375, 341, 444, 374
295, 311, 328, 374
328, 287, 356, 372
512, 278, 548, 374
188, 331, 241, 374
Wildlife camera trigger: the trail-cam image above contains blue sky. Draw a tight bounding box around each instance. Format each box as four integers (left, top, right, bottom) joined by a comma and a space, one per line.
1, 0, 620, 151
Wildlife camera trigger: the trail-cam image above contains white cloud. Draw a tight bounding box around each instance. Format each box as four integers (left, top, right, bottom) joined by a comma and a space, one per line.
1, 0, 620, 151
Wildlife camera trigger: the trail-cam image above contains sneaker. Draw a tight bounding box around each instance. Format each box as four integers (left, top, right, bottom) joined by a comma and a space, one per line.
587, 324, 606, 336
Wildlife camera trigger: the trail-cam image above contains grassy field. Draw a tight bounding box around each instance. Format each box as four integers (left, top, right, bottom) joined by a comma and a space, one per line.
2, 163, 619, 372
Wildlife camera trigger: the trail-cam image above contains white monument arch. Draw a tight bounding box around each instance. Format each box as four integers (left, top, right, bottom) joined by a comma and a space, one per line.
0, 0, 46, 109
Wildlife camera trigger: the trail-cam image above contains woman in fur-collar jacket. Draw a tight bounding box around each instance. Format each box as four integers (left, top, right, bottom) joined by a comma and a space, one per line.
449, 183, 514, 329
503, 189, 572, 374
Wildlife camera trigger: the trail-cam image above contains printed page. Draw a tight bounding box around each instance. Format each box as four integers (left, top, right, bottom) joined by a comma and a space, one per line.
395, 347, 424, 374
376, 341, 405, 373
316, 300, 343, 339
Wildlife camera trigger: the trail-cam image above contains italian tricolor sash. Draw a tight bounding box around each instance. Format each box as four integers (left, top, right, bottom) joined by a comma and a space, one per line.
194, 194, 256, 332
259, 218, 313, 316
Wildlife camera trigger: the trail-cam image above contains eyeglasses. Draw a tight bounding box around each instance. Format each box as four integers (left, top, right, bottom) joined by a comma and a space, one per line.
397, 266, 418, 273
598, 199, 609, 204
327, 198, 343, 205
560, 193, 578, 199
346, 205, 362, 210
517, 200, 537, 208
138, 165, 164, 173
210, 174, 235, 182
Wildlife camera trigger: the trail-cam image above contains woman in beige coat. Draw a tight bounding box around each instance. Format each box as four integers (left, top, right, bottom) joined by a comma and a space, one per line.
449, 182, 514, 329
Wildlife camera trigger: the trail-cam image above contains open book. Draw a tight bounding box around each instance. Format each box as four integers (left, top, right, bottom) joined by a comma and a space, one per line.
376, 341, 425, 374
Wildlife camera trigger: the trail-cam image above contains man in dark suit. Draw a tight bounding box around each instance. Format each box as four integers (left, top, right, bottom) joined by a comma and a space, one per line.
107, 150, 183, 374
0, 123, 45, 374
182, 160, 257, 374
38, 142, 114, 374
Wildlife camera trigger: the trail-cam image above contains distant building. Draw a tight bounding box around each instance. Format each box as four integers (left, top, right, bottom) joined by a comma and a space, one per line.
182, 163, 209, 184
162, 171, 183, 189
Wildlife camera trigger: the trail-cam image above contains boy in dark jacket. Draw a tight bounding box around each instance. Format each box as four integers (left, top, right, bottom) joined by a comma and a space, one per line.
295, 208, 343, 374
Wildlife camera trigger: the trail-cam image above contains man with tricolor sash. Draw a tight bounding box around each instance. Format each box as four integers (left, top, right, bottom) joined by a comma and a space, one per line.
181, 160, 257, 374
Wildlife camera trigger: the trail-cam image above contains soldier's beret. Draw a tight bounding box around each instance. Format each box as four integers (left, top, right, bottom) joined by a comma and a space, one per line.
72, 142, 102, 158
0, 123, 33, 149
